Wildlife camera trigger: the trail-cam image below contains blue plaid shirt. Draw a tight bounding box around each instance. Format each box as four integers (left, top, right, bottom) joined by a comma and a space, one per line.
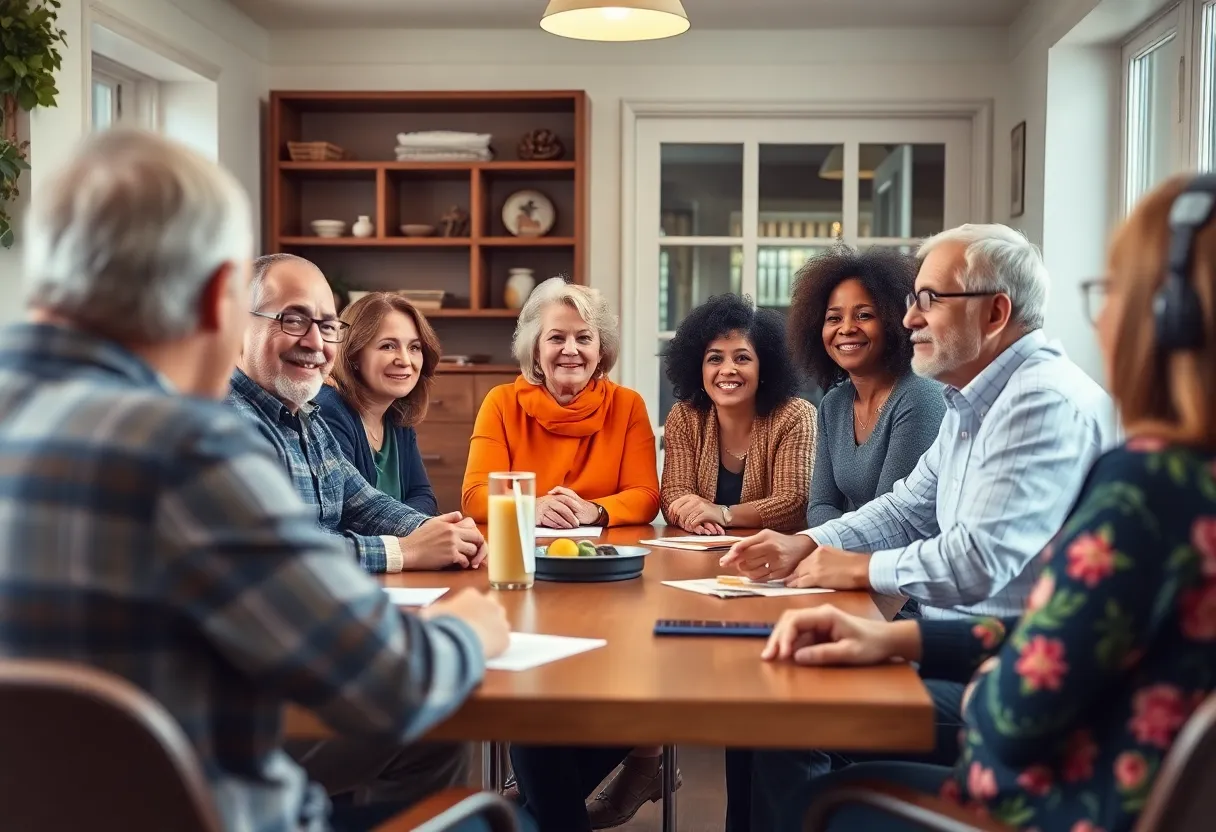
806, 331, 1116, 619
227, 370, 428, 573
0, 324, 485, 832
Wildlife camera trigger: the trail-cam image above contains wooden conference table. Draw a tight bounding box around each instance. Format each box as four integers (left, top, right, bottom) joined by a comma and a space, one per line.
285, 525, 933, 826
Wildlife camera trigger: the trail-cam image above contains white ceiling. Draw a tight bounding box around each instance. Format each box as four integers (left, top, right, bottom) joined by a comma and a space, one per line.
227, 0, 1032, 31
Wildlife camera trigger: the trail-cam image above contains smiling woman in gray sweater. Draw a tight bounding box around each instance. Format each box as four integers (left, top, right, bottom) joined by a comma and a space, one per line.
787, 246, 946, 527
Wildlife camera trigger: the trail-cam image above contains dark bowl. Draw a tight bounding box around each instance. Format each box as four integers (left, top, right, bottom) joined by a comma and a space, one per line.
533, 545, 650, 583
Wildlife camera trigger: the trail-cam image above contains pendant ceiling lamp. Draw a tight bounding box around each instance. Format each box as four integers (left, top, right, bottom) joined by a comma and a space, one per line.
540, 1, 691, 42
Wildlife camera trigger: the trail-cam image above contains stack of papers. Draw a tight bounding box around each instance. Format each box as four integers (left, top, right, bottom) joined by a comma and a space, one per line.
535, 526, 602, 539
662, 578, 835, 599
486, 633, 606, 671
640, 535, 744, 551
383, 587, 449, 607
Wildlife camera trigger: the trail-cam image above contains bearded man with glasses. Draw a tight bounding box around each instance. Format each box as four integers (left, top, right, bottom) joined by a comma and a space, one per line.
719, 223, 1118, 830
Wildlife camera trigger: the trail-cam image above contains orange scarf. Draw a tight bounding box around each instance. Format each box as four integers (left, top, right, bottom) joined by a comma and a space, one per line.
514, 375, 612, 437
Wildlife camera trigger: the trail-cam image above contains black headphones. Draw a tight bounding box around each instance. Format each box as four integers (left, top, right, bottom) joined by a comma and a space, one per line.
1154, 173, 1216, 352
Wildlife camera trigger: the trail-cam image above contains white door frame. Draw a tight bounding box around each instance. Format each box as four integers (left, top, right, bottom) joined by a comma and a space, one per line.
618, 98, 994, 399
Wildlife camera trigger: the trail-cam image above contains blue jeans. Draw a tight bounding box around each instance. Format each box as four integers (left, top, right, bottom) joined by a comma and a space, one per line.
778, 761, 953, 831
509, 744, 634, 832
744, 677, 965, 830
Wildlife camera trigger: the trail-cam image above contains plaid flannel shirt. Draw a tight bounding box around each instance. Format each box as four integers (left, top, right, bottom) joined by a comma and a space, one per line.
0, 324, 485, 832
226, 369, 429, 573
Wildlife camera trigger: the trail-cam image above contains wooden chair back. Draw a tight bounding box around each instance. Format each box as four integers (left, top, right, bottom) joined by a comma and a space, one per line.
0, 659, 222, 832
1134, 692, 1216, 832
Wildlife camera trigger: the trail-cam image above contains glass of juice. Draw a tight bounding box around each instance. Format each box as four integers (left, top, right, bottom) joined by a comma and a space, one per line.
488, 472, 536, 590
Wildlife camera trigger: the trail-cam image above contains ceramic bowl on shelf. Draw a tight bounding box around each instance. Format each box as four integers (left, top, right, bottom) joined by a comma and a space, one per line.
401, 224, 436, 237
310, 219, 346, 238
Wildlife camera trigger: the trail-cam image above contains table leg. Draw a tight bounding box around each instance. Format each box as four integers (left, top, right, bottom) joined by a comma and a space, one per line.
661, 744, 678, 832
481, 741, 504, 791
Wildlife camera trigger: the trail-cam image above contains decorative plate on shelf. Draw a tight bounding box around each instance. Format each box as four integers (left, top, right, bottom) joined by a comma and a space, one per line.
501, 189, 556, 238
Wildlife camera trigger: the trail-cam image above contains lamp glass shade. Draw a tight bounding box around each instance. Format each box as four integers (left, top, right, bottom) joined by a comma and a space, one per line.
540, 0, 690, 42
818, 145, 894, 180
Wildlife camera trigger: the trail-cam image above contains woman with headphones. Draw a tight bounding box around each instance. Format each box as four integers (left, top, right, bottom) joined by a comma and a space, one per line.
759, 173, 1216, 831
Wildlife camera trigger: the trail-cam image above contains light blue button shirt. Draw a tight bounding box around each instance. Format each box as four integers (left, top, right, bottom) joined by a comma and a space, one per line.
804, 330, 1116, 619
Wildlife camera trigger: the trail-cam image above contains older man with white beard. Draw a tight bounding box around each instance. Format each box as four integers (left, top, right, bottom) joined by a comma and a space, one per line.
227, 253, 491, 811
719, 224, 1116, 831
228, 253, 486, 576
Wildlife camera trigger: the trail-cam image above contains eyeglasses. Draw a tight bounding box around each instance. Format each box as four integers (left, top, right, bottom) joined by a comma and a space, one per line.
905, 288, 1000, 313
251, 310, 350, 343
1079, 279, 1110, 327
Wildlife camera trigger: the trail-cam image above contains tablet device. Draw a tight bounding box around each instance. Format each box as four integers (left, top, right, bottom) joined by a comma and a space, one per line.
653, 619, 774, 638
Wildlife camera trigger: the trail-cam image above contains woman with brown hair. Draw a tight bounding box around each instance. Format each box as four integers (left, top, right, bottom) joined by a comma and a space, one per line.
755, 173, 1216, 831
317, 292, 442, 514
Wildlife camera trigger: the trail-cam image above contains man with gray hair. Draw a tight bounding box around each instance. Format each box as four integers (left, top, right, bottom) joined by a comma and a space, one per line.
0, 128, 512, 831
721, 223, 1115, 829
227, 251, 487, 575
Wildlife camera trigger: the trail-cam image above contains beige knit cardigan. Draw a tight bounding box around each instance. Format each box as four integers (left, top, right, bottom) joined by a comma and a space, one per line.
660, 397, 817, 533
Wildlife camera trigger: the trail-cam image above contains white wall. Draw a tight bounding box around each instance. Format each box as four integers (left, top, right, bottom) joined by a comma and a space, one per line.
269, 27, 1010, 314
0, 0, 268, 324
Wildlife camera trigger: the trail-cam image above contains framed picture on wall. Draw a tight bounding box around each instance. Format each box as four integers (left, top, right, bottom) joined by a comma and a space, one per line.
1011, 121, 1026, 217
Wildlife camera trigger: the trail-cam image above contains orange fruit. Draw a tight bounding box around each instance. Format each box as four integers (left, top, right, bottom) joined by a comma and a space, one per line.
546, 538, 579, 557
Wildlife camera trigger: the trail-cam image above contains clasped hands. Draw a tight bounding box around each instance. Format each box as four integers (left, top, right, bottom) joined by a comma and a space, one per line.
717, 529, 873, 590
536, 486, 601, 529
667, 494, 728, 535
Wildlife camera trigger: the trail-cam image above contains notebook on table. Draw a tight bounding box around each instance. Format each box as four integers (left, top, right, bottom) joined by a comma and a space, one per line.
638, 535, 745, 551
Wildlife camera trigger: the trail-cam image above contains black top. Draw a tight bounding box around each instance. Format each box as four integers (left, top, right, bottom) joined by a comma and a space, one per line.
713, 461, 745, 507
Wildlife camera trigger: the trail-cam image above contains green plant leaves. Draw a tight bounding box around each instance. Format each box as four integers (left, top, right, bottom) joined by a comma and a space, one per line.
0, 1, 67, 248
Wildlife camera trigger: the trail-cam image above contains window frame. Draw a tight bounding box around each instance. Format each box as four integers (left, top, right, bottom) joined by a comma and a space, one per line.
1119, 0, 1216, 214
90, 54, 160, 131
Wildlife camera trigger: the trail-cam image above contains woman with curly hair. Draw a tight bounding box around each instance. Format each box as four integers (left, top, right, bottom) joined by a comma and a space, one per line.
660, 294, 816, 535
789, 246, 945, 528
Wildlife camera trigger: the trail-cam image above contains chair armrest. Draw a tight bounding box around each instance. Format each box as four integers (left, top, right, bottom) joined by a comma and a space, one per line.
803, 780, 1010, 832
372, 788, 518, 832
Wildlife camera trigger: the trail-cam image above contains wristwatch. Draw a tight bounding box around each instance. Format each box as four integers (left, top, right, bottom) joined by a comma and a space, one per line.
593, 503, 608, 526
719, 505, 733, 526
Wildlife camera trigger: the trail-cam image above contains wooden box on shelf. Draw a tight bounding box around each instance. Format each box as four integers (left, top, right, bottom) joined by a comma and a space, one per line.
266, 90, 585, 510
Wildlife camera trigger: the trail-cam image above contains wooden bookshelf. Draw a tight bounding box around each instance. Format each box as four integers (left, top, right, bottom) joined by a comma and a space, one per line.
266, 90, 588, 509
266, 90, 588, 328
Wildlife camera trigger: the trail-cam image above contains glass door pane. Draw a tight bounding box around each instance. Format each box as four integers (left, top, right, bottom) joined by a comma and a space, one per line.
858, 143, 946, 240
660, 143, 743, 237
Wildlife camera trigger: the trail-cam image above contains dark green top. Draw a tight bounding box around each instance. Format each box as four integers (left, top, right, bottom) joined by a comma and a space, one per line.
372, 425, 402, 503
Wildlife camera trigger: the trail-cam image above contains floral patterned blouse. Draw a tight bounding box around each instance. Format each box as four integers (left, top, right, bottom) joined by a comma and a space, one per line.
917, 440, 1216, 832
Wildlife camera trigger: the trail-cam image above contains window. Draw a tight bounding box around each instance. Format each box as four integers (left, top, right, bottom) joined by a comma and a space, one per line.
90, 55, 158, 132
632, 116, 975, 431
1121, 0, 1216, 211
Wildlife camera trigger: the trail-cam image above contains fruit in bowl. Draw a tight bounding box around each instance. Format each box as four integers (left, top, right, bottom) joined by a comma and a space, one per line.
577, 541, 598, 558
546, 538, 579, 557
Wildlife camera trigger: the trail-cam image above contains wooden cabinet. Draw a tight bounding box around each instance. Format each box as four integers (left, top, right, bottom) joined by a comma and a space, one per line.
414, 369, 517, 512
264, 90, 585, 512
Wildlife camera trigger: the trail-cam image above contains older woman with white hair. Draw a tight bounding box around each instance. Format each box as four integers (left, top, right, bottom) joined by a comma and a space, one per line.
461, 276, 660, 528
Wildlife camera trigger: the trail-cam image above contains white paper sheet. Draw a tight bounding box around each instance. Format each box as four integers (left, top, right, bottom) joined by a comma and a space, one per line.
534, 526, 603, 539
486, 632, 607, 671
662, 578, 835, 599
383, 587, 449, 607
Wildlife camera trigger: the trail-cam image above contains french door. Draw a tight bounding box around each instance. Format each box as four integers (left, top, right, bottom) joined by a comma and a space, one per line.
627, 116, 975, 434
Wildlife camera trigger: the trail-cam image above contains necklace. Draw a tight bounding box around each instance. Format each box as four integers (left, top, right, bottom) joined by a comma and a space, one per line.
724, 447, 748, 461
854, 389, 892, 432
362, 415, 384, 449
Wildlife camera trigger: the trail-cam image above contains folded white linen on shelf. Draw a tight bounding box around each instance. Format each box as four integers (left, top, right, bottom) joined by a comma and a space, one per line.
396, 130, 492, 149
394, 147, 493, 162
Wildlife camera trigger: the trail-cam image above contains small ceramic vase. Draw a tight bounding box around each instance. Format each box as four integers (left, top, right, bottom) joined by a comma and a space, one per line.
505, 268, 536, 309
352, 215, 375, 238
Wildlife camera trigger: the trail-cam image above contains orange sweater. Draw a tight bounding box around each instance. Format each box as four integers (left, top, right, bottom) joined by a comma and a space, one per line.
462, 376, 660, 526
